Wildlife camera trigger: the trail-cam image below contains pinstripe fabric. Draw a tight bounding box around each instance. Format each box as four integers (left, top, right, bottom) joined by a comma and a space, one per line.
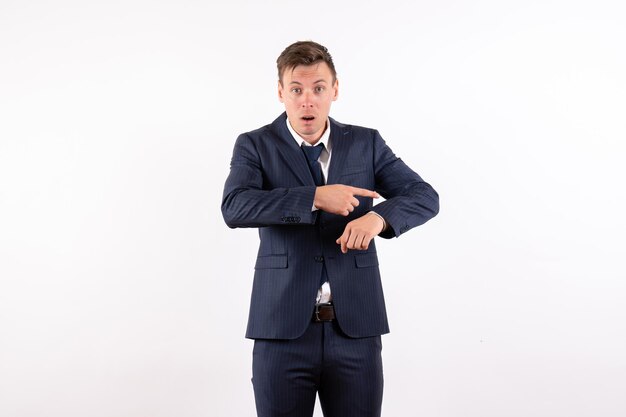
221, 112, 439, 339
252, 321, 383, 417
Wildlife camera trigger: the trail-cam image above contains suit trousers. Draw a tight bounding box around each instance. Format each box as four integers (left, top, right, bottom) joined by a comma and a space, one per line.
252, 320, 384, 417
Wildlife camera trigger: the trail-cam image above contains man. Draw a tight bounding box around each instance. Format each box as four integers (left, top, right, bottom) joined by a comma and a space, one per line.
222, 41, 439, 417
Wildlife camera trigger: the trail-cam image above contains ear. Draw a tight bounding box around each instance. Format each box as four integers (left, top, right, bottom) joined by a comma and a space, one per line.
332, 79, 339, 101
278, 80, 285, 103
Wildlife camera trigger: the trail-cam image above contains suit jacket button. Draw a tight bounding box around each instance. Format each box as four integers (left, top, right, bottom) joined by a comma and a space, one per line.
314, 256, 324, 263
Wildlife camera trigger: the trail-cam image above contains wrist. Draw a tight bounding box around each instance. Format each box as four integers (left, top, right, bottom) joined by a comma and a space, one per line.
368, 211, 387, 232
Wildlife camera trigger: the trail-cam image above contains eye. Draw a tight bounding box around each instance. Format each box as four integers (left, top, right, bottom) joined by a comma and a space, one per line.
291, 87, 301, 94
315, 86, 325, 93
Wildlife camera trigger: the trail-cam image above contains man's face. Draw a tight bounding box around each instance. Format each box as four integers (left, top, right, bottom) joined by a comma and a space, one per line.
278, 62, 338, 144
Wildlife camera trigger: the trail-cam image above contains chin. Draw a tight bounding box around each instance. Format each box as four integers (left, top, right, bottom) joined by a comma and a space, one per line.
297, 126, 314, 135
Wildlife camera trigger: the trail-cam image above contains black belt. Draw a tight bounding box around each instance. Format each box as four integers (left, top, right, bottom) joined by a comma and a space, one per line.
313, 302, 335, 322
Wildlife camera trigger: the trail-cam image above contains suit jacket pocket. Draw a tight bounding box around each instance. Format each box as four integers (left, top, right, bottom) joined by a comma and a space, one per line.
339, 168, 371, 189
354, 252, 379, 268
339, 168, 368, 181
255, 255, 288, 269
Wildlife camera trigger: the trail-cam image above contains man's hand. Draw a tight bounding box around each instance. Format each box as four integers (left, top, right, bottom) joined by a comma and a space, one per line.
313, 185, 379, 216
336, 213, 385, 254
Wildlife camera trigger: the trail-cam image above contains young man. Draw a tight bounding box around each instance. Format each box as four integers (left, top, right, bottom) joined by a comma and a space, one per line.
222, 40, 439, 417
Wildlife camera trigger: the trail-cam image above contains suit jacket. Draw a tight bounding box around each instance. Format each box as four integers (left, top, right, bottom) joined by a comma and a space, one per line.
222, 113, 439, 339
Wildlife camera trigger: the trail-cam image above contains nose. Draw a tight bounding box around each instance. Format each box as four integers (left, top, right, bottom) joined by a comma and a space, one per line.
300, 91, 314, 108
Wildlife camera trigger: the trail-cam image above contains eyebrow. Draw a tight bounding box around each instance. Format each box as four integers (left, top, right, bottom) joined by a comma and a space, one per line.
288, 79, 328, 85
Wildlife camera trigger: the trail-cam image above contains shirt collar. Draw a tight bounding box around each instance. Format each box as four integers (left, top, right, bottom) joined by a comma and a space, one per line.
286, 117, 332, 150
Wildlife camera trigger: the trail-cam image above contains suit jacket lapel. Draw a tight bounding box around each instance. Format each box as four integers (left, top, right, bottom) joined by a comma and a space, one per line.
269, 113, 315, 186
326, 117, 351, 185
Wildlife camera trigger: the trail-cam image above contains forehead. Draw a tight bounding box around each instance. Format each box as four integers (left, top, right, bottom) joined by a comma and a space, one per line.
282, 62, 333, 83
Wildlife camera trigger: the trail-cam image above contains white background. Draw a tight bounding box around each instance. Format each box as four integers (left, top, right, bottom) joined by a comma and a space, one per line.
1, 1, 625, 416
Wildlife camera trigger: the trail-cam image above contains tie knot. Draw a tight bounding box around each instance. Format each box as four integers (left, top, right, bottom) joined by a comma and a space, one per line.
301, 143, 324, 162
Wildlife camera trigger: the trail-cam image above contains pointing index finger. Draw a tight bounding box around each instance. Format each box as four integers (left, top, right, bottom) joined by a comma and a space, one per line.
350, 187, 380, 198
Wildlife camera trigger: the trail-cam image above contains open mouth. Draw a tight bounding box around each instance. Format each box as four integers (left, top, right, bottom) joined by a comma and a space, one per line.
302, 116, 315, 122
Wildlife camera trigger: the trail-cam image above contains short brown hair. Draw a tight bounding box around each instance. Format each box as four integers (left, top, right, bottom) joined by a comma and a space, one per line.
276, 41, 337, 85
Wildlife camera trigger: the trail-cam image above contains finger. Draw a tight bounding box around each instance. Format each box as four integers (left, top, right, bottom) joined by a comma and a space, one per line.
347, 204, 354, 213
350, 197, 360, 207
361, 232, 372, 250
346, 230, 359, 250
337, 229, 350, 253
350, 232, 363, 250
336, 228, 347, 245
357, 233, 368, 250
350, 187, 380, 198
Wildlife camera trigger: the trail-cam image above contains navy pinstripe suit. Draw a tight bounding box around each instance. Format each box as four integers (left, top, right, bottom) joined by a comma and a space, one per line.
222, 112, 439, 416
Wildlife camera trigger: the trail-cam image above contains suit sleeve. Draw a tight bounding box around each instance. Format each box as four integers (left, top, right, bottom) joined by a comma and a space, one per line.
221, 133, 318, 228
369, 130, 439, 238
